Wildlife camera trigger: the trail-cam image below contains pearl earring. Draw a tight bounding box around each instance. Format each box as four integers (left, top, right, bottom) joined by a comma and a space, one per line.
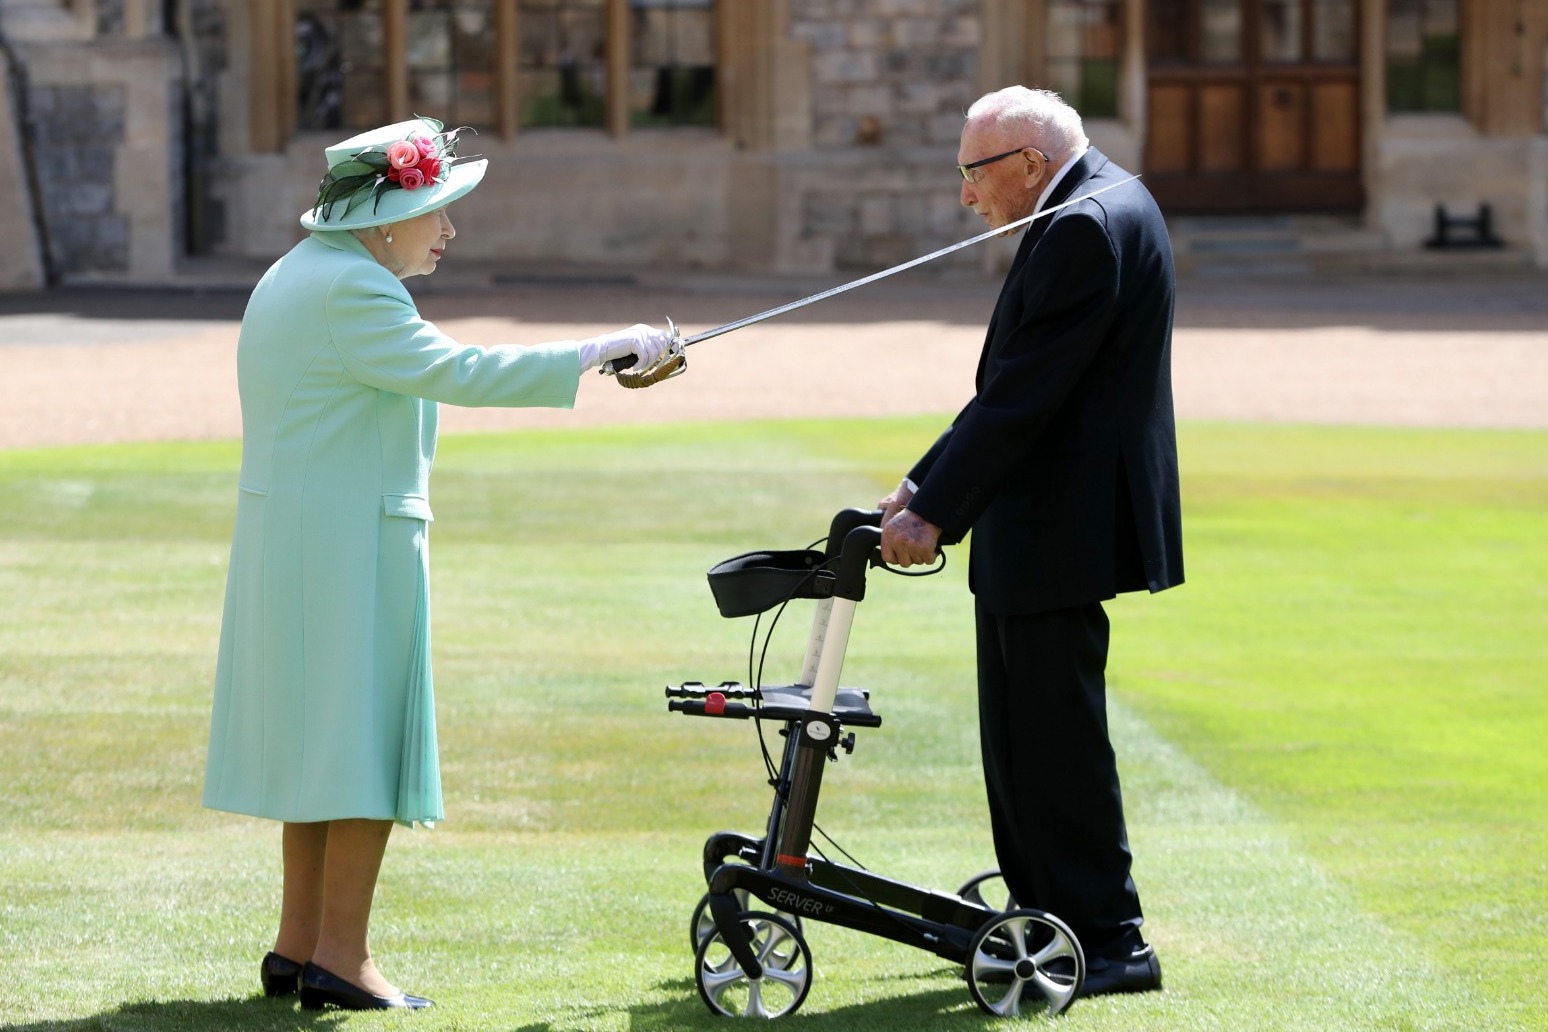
385, 232, 393, 244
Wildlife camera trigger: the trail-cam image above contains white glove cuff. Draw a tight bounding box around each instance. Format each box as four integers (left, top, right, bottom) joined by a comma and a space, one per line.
575, 337, 607, 372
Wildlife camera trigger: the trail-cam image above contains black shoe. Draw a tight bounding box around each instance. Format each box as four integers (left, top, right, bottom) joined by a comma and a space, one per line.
260, 952, 303, 997
298, 962, 435, 1011
1080, 944, 1162, 997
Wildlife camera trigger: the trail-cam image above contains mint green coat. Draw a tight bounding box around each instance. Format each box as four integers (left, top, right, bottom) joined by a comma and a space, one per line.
203, 231, 580, 826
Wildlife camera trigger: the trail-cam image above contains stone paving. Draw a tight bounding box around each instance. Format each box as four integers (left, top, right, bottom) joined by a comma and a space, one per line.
1, 263, 1545, 450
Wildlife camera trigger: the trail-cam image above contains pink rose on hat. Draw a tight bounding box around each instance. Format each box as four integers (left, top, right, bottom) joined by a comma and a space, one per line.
304, 116, 485, 229
392, 166, 426, 190
386, 140, 420, 170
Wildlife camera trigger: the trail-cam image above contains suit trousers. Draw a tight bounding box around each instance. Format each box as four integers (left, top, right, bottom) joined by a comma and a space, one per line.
975, 599, 1145, 958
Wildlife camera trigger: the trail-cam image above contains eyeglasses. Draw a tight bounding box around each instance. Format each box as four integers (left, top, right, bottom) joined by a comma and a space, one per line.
957, 146, 1050, 183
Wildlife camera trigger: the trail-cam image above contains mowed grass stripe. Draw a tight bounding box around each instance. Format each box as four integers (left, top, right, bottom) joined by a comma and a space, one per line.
0, 704, 1472, 1031
0, 419, 1542, 1030
1108, 696, 1481, 1032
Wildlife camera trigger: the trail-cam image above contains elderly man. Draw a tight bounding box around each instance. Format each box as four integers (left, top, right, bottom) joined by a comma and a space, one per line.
880, 86, 1183, 998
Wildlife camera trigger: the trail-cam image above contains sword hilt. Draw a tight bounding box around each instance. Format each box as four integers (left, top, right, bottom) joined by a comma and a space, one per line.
602, 316, 687, 388
600, 316, 677, 375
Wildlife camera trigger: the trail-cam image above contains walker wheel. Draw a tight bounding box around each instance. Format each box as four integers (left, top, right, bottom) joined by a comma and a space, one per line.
694, 910, 812, 1019
691, 889, 751, 952
691, 890, 803, 952
965, 908, 1084, 1017
956, 869, 1017, 913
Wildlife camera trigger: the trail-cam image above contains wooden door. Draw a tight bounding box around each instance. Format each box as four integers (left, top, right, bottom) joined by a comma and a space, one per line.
1144, 0, 1363, 213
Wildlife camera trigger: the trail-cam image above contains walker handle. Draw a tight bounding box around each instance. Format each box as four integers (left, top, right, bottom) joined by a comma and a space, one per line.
669, 698, 755, 720
824, 508, 884, 560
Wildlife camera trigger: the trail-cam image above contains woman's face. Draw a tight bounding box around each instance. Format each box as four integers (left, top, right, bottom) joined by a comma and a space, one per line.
370, 207, 456, 279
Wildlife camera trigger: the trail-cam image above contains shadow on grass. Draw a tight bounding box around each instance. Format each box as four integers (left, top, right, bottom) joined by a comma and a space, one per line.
3, 996, 350, 1032
512, 977, 1016, 1031
8, 978, 1041, 1030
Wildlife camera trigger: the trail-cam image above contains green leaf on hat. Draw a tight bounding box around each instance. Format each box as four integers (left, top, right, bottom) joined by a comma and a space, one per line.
369, 175, 396, 214
329, 158, 382, 180
344, 176, 386, 218
309, 118, 465, 224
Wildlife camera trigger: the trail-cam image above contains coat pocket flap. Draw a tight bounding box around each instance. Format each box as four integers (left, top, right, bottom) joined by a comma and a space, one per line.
383, 493, 434, 521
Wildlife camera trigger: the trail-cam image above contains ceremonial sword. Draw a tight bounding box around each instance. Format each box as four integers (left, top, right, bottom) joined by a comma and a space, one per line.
603, 174, 1140, 388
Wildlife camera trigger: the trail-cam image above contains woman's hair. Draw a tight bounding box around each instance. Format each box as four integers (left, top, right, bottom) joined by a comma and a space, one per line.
966, 87, 1090, 161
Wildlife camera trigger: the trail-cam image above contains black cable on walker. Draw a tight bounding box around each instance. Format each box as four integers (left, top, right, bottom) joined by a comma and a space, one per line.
665, 508, 1088, 1020
745, 542, 946, 786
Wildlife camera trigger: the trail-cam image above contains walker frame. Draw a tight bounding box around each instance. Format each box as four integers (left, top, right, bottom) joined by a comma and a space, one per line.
666, 508, 1086, 1019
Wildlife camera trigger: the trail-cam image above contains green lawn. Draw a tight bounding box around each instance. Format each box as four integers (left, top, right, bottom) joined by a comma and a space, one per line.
0, 418, 1542, 1030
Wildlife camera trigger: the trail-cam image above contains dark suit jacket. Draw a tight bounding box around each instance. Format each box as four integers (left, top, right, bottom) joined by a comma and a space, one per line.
906, 148, 1184, 615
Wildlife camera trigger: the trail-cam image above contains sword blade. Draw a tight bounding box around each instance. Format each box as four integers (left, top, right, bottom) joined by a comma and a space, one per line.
680, 175, 1139, 348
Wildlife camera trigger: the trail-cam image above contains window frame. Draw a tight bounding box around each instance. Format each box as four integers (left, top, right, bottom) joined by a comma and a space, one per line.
256, 0, 724, 148
1043, 0, 1124, 119
980, 0, 1138, 124
1383, 0, 1462, 114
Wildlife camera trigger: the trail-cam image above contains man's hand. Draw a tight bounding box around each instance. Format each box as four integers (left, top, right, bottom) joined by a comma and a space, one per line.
879, 479, 914, 526
882, 508, 942, 568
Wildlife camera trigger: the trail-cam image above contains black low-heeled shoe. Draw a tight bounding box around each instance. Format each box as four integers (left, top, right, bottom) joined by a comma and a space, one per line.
299, 962, 435, 1011
260, 952, 304, 997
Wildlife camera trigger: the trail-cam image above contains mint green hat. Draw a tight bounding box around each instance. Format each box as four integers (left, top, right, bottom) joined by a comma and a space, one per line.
299, 116, 487, 231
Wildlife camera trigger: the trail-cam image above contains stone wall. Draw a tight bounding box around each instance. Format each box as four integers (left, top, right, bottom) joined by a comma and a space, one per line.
0, 52, 45, 288
3, 0, 1542, 286
199, 0, 994, 278
29, 81, 128, 272
781, 0, 986, 273
19, 35, 183, 284
790, 0, 980, 151
1373, 113, 1540, 257
1530, 136, 1548, 269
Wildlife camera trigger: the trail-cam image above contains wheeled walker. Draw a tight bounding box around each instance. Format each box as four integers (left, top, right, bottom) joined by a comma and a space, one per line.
666, 508, 1086, 1019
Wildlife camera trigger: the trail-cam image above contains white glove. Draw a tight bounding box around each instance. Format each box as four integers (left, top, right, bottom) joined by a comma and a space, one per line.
576, 324, 674, 372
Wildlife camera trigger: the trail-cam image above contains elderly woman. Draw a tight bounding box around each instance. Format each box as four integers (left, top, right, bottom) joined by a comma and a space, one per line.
202, 117, 671, 1011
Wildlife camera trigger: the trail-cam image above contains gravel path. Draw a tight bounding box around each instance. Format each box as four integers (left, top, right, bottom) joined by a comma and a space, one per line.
1, 269, 1544, 450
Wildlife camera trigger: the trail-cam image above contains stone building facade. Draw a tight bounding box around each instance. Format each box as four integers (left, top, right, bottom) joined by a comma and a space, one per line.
0, 0, 1544, 290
